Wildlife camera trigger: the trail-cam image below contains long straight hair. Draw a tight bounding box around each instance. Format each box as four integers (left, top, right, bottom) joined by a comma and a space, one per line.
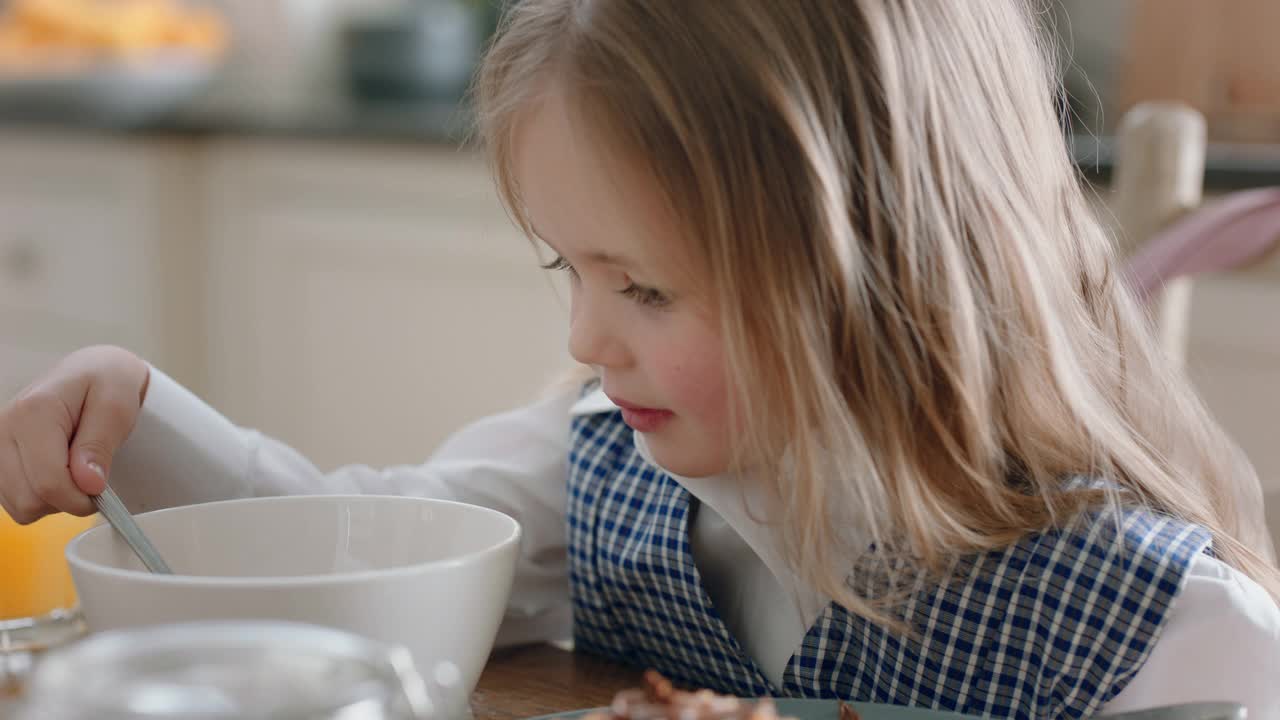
474, 0, 1280, 619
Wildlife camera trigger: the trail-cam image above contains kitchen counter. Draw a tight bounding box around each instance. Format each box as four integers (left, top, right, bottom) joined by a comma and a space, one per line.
0, 95, 470, 146
1072, 134, 1280, 190
4, 100, 1280, 189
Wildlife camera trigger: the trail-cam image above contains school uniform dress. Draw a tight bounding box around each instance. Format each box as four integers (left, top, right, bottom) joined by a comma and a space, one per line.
568, 402, 1213, 718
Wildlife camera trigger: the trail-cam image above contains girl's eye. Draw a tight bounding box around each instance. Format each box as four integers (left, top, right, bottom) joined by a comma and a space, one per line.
542, 255, 669, 308
540, 255, 579, 279
619, 283, 671, 309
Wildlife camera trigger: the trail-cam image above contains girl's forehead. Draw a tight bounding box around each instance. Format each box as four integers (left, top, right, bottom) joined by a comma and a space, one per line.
512, 88, 691, 275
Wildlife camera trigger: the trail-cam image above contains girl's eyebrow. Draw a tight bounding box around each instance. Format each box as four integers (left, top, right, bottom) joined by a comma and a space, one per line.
531, 225, 637, 269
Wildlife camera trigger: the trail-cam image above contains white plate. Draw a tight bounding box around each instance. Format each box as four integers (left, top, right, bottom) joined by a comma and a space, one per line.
530, 699, 983, 719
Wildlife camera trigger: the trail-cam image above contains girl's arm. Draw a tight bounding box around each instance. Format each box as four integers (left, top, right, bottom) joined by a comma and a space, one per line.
111, 367, 574, 646
1099, 553, 1280, 716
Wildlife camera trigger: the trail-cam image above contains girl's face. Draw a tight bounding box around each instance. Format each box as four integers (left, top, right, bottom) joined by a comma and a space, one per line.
515, 87, 735, 477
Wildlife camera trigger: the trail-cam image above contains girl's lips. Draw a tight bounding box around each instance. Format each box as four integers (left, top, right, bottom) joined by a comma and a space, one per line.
618, 407, 674, 432
607, 395, 675, 432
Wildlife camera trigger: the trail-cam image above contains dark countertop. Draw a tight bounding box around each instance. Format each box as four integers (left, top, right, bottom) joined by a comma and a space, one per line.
1072, 135, 1280, 190
163, 101, 471, 144
4, 101, 1280, 189
0, 94, 471, 146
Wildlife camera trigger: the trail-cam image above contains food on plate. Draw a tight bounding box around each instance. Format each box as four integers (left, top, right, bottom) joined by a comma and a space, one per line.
581, 670, 796, 720
580, 670, 866, 719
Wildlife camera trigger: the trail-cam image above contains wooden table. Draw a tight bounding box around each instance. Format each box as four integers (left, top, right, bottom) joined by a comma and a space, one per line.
471, 644, 639, 719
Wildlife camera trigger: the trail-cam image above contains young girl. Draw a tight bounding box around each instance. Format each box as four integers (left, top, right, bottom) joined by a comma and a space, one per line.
3, 1, 1278, 716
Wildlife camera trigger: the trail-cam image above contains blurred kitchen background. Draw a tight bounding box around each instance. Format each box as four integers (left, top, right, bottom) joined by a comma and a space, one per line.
0, 0, 576, 476
0, 0, 1278, 539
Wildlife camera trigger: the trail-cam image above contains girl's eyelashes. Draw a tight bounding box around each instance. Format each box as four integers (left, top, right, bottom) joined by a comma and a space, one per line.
619, 283, 671, 309
541, 254, 671, 309
541, 255, 579, 279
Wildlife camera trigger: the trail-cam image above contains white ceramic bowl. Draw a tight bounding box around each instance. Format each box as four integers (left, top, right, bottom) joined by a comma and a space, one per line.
0, 52, 220, 124
65, 495, 521, 717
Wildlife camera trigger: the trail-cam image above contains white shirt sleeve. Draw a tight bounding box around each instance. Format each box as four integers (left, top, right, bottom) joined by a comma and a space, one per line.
110, 367, 575, 647
1099, 553, 1280, 718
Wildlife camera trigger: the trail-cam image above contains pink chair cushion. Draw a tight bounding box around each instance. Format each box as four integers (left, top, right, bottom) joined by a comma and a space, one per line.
1126, 188, 1280, 301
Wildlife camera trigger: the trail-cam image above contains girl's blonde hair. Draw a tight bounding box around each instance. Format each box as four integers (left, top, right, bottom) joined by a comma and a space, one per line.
475, 0, 1280, 617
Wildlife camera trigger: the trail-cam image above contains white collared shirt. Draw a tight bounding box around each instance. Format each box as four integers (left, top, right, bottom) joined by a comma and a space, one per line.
112, 369, 1280, 717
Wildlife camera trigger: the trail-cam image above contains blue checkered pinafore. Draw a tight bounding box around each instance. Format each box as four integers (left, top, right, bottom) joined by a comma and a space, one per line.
566, 408, 1212, 719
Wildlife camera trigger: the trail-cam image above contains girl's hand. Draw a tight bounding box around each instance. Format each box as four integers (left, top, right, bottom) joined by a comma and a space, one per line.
0, 345, 149, 523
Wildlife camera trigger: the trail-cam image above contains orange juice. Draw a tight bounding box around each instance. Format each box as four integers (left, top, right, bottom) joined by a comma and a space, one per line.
0, 510, 96, 620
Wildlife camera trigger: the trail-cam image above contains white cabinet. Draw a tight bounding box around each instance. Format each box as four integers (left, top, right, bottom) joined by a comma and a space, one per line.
0, 342, 65, 410
1183, 267, 1280, 536
0, 131, 568, 474
0, 131, 200, 402
200, 139, 570, 470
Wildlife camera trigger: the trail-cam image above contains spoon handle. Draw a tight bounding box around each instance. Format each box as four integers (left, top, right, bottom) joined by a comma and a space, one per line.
91, 488, 173, 575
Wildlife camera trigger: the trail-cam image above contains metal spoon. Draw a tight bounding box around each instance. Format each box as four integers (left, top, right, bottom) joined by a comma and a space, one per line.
91, 487, 172, 574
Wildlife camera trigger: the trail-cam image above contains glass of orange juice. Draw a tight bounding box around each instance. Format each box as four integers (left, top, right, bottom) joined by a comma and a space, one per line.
0, 510, 95, 658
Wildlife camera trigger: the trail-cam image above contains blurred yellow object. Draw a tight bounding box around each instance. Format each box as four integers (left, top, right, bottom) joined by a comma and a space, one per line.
0, 0, 227, 69
0, 509, 96, 620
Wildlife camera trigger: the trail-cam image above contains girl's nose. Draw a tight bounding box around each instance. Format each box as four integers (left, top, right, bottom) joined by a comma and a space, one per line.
568, 295, 630, 370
